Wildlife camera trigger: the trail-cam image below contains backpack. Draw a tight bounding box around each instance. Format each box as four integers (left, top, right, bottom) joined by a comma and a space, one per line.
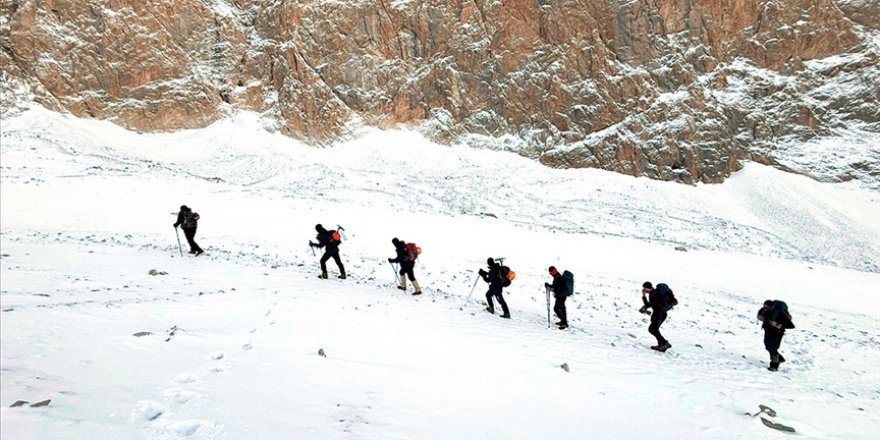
329, 230, 342, 245
182, 212, 199, 228
656, 283, 677, 311
562, 270, 574, 296
498, 265, 515, 287
767, 300, 795, 329
405, 243, 421, 261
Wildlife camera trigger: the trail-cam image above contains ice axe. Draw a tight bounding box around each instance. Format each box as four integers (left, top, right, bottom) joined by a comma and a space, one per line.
336, 224, 346, 241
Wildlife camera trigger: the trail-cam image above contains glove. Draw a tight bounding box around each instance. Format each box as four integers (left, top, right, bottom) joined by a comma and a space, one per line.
173, 224, 177, 228
639, 305, 651, 315
478, 268, 486, 276
309, 241, 316, 247
544, 282, 551, 289
388, 258, 393, 263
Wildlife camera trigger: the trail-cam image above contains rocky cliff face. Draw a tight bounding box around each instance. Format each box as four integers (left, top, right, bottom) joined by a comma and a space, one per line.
2, 0, 878, 186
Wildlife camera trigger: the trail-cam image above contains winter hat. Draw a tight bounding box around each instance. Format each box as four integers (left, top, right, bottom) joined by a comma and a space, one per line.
180, 205, 189, 211
548, 266, 558, 275
315, 224, 324, 232
392, 237, 400, 245
487, 258, 495, 266
642, 281, 653, 289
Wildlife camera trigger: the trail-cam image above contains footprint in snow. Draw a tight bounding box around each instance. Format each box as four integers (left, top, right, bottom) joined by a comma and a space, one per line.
172, 373, 197, 385
163, 420, 220, 437
132, 400, 165, 421
163, 388, 197, 404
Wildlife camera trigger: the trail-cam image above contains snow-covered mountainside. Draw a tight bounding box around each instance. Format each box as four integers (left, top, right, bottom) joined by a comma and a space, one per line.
2, 0, 879, 186
1, 108, 879, 439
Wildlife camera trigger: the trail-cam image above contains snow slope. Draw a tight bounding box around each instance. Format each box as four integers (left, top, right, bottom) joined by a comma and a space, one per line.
1, 107, 879, 439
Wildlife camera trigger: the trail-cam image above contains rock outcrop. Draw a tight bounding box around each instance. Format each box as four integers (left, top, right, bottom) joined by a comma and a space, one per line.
2, 0, 877, 185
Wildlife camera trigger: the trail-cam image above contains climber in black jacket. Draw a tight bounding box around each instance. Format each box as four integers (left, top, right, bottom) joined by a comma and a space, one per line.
309, 224, 346, 279
479, 258, 510, 319
388, 237, 422, 295
757, 300, 795, 371
641, 282, 676, 352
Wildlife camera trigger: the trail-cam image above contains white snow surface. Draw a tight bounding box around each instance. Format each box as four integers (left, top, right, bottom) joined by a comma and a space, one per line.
1, 107, 879, 439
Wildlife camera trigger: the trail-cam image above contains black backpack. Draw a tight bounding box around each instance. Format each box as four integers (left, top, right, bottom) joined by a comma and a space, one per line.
656, 283, 677, 311
329, 230, 342, 245
498, 265, 514, 287
562, 271, 575, 296
768, 300, 795, 329
182, 211, 200, 228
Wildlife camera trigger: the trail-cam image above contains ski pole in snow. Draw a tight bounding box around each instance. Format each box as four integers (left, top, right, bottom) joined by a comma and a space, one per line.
545, 286, 552, 328
460, 274, 481, 310
174, 226, 183, 257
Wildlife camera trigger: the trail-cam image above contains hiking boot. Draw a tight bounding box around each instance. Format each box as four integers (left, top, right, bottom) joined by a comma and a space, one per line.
338, 274, 347, 280
485, 307, 495, 314
412, 291, 422, 296
650, 345, 661, 351
557, 323, 569, 330
194, 250, 204, 256
318, 272, 328, 279
778, 355, 786, 363
555, 321, 564, 325
397, 285, 406, 291
768, 362, 779, 372
500, 313, 511, 319
188, 250, 196, 254
658, 342, 672, 352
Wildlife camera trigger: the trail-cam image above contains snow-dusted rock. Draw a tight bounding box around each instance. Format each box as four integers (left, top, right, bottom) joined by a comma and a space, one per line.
1, 0, 876, 185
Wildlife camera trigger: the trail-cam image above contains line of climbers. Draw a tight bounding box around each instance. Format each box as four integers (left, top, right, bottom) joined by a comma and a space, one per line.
172, 206, 795, 372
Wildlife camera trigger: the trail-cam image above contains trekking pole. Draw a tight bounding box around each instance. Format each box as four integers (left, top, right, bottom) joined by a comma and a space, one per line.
460, 273, 481, 310
545, 286, 552, 328
309, 242, 315, 257
174, 226, 183, 257
390, 262, 400, 284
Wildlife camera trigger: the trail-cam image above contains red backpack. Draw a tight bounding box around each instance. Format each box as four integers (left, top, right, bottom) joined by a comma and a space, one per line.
405, 243, 421, 261
330, 230, 342, 244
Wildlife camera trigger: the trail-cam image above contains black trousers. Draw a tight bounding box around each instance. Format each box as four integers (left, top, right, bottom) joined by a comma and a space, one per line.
182, 227, 202, 253
486, 286, 509, 315
554, 295, 567, 324
648, 312, 668, 345
320, 248, 345, 275
399, 262, 416, 281
764, 329, 784, 363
